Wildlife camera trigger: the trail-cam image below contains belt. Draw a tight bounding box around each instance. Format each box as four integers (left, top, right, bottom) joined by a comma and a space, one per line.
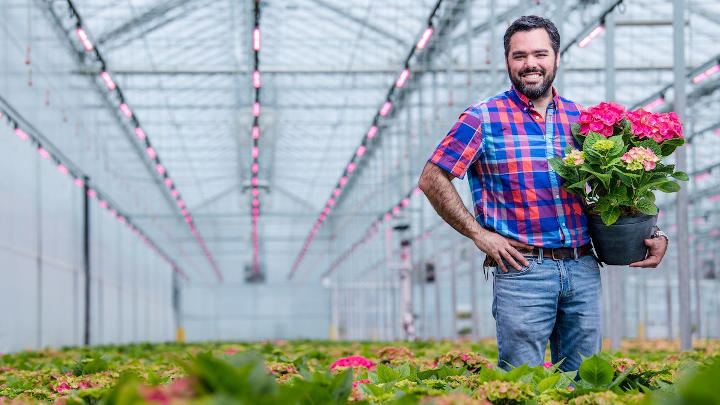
482, 243, 593, 268
517, 244, 593, 260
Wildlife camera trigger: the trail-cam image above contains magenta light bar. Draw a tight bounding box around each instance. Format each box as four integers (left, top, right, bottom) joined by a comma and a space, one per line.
37, 147, 50, 159
709, 194, 720, 202
57, 164, 68, 175
578, 25, 604, 48
252, 146, 259, 158
135, 127, 146, 140
87, 189, 97, 198
164, 178, 173, 187
100, 71, 116, 90
395, 69, 410, 88
379, 101, 392, 117
339, 176, 348, 186
347, 162, 356, 173
119, 103, 132, 118
253, 28, 261, 51
251, 177, 259, 186
332, 187, 341, 197
99, 200, 108, 209
74, 178, 84, 188
416, 27, 434, 50
252, 163, 259, 173
252, 126, 259, 139
253, 102, 260, 117
171, 189, 179, 198
692, 64, 720, 84
14, 128, 29, 141
75, 28, 94, 51
146, 147, 156, 159
367, 126, 378, 139
156, 164, 165, 175
356, 145, 366, 157
251, 188, 259, 197
253, 71, 261, 88
643, 97, 664, 111
693, 172, 711, 181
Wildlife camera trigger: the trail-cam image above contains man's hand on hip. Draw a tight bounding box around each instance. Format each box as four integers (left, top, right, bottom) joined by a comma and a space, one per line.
629, 236, 668, 268
473, 230, 534, 273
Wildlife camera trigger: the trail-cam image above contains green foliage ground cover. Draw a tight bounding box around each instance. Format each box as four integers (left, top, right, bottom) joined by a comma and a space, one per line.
0, 340, 718, 404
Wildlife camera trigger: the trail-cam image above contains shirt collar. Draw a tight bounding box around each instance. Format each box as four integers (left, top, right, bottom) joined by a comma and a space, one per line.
510, 85, 561, 110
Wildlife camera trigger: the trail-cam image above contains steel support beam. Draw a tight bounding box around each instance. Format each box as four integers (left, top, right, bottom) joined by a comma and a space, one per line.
674, 0, 692, 351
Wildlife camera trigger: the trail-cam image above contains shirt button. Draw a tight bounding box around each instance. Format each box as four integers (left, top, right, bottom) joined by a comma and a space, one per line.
554, 194, 560, 199
561, 222, 566, 226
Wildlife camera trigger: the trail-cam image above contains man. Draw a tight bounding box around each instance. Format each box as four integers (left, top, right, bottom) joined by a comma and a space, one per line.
417, 16, 668, 372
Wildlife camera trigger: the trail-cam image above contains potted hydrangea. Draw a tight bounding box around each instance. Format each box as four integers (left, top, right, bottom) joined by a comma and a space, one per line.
549, 102, 687, 265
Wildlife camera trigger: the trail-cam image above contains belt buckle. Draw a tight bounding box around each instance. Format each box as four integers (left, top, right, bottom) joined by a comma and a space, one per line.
551, 248, 560, 261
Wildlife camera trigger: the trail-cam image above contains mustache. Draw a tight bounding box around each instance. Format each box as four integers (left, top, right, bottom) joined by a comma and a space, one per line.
520, 68, 545, 76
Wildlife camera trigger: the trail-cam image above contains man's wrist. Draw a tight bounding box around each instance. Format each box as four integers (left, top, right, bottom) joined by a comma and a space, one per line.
652, 226, 668, 242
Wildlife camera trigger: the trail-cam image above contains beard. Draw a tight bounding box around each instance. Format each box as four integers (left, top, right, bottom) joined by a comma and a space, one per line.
509, 64, 557, 100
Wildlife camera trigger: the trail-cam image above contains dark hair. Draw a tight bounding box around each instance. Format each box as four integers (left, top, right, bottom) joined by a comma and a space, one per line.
503, 16, 560, 58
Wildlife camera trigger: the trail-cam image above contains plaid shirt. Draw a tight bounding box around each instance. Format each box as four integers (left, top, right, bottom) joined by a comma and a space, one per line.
429, 86, 590, 248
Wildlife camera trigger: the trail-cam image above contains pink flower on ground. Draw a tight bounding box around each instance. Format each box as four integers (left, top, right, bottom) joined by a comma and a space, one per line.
330, 355, 375, 370
567, 385, 575, 391
543, 362, 553, 369
77, 381, 91, 390
54, 383, 72, 393
224, 349, 238, 355
352, 379, 371, 389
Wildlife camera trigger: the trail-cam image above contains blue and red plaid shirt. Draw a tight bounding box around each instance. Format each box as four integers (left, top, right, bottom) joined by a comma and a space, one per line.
429, 86, 590, 248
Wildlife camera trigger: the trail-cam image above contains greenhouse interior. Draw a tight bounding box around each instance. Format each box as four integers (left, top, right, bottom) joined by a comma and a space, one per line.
0, 0, 719, 403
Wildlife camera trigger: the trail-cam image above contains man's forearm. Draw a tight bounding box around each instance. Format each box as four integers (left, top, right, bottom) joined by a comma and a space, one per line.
419, 165, 485, 241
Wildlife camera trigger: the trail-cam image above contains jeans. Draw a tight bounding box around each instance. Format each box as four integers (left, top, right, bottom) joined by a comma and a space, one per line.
491, 253, 603, 372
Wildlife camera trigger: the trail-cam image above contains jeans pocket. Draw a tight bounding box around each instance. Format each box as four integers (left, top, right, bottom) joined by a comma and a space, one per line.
576, 255, 600, 271
493, 260, 537, 277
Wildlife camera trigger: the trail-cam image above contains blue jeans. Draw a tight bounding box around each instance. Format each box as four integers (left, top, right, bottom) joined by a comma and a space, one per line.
490, 253, 603, 372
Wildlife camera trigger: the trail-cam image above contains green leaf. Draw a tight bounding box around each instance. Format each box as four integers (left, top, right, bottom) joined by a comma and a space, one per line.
672, 171, 689, 181
396, 363, 412, 380
479, 366, 502, 382
330, 368, 354, 401
549, 157, 575, 180
608, 135, 625, 158
635, 139, 662, 157
601, 206, 621, 226
636, 199, 658, 215
377, 364, 400, 383
607, 365, 637, 390
657, 181, 681, 193
578, 354, 614, 388
580, 166, 612, 189
359, 382, 387, 396
536, 373, 562, 392
503, 364, 533, 382
660, 137, 685, 156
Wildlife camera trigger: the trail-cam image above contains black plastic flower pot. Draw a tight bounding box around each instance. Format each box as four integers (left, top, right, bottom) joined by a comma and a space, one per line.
587, 213, 658, 265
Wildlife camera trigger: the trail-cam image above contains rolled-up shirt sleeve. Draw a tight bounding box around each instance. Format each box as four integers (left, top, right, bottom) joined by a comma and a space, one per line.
428, 108, 483, 179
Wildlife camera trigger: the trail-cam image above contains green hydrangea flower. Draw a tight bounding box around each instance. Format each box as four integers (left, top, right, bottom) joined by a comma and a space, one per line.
592, 139, 614, 151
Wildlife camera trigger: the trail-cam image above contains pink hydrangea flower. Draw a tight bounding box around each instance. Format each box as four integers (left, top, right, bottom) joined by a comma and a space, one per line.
330, 355, 375, 370
625, 109, 683, 142
579, 102, 626, 137
563, 149, 585, 166
54, 383, 72, 393
543, 362, 553, 369
621, 147, 659, 171
352, 379, 371, 389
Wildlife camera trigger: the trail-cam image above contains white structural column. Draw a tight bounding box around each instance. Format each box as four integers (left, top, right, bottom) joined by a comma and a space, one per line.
674, 0, 692, 350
